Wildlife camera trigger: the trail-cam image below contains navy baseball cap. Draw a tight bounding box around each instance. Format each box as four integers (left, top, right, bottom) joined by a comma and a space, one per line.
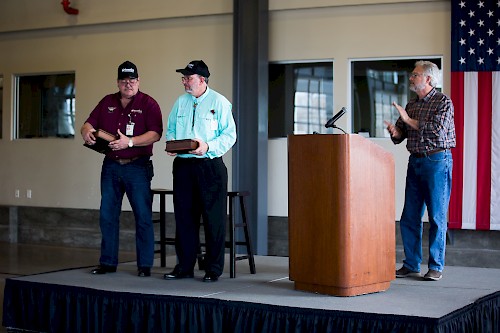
117, 61, 138, 79
176, 60, 210, 78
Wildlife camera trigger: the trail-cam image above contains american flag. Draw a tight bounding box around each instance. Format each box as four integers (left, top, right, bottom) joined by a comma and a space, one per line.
449, 0, 500, 230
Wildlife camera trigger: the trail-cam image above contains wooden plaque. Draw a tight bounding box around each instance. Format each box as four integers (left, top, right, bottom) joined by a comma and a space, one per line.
165, 139, 199, 154
83, 129, 117, 154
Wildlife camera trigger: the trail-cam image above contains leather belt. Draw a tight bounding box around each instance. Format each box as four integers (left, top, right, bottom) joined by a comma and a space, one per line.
412, 148, 446, 158
116, 156, 140, 165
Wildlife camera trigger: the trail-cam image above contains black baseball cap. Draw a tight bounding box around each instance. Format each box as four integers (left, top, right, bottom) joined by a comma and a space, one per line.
117, 61, 139, 80
176, 60, 210, 78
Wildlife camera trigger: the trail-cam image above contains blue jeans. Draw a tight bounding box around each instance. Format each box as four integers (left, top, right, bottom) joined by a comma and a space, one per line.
99, 157, 154, 268
400, 150, 452, 273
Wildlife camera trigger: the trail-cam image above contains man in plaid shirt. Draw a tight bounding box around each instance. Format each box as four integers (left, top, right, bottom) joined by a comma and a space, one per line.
385, 60, 456, 281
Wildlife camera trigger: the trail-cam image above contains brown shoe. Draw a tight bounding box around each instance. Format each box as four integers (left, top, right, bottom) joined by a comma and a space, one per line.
423, 269, 442, 281
395, 266, 421, 278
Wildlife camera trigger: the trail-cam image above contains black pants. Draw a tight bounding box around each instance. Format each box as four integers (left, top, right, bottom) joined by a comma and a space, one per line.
172, 157, 228, 276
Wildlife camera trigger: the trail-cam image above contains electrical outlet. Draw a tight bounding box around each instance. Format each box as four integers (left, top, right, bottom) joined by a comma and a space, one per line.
27, 189, 32, 199
15, 189, 20, 198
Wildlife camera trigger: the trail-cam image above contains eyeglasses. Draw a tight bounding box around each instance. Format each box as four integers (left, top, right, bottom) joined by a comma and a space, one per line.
119, 79, 138, 85
410, 72, 425, 78
181, 76, 198, 83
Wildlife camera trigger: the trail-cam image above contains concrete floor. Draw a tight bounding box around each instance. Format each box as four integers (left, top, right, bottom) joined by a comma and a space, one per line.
0, 243, 136, 333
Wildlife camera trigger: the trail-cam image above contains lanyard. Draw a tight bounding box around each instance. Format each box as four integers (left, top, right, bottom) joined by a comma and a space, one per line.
192, 102, 198, 128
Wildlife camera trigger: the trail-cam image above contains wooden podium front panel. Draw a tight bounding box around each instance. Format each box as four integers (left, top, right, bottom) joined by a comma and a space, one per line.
288, 134, 395, 296
346, 135, 395, 292
288, 134, 349, 284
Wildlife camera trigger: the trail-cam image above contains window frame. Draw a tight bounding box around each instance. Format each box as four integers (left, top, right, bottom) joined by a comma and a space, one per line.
13, 71, 76, 140
268, 60, 334, 138
349, 56, 443, 138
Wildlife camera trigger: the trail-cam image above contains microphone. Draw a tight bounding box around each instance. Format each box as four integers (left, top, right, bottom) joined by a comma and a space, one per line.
325, 107, 346, 128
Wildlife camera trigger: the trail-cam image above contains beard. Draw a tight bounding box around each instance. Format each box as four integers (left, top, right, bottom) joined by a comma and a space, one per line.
410, 82, 426, 93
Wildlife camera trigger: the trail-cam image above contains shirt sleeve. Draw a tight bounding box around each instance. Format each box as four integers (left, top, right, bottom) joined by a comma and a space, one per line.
166, 98, 180, 141
206, 101, 237, 158
84, 95, 109, 129
143, 94, 163, 137
391, 116, 407, 145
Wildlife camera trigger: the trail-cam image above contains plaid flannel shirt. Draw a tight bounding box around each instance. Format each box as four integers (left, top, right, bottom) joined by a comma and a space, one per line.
392, 88, 456, 154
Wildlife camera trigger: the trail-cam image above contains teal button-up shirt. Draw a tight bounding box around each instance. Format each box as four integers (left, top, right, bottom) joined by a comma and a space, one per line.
166, 87, 236, 158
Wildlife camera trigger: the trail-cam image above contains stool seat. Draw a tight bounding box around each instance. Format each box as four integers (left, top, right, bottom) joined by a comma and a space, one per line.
151, 189, 256, 278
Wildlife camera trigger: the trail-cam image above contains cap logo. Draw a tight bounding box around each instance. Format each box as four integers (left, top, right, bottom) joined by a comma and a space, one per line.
121, 68, 135, 73
187, 64, 194, 69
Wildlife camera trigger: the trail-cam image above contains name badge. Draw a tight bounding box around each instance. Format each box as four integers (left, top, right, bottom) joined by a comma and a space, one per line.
126, 123, 135, 136
211, 120, 218, 131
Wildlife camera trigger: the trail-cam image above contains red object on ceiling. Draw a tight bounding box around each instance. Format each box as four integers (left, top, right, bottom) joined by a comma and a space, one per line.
61, 0, 79, 15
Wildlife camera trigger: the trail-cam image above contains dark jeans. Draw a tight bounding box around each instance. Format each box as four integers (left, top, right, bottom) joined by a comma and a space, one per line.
99, 157, 154, 268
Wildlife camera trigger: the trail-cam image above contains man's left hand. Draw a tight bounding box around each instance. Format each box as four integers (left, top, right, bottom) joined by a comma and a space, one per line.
190, 138, 209, 156
110, 129, 129, 151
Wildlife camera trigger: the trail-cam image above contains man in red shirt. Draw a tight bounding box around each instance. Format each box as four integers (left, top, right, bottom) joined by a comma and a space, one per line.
81, 61, 163, 277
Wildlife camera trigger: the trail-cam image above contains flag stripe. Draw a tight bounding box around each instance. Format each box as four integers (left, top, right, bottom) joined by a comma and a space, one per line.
476, 72, 492, 230
449, 71, 464, 229
491, 72, 500, 231
462, 72, 479, 230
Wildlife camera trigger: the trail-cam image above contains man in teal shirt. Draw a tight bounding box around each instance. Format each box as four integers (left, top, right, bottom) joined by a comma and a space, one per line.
164, 60, 236, 282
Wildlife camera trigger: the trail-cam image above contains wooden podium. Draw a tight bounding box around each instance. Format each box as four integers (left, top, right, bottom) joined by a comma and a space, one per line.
288, 134, 395, 296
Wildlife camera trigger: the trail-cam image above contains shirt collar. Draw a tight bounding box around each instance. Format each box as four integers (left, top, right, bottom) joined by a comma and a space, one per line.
421, 87, 436, 102
192, 86, 210, 104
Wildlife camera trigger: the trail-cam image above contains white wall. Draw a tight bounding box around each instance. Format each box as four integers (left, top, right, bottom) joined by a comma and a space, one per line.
0, 0, 450, 219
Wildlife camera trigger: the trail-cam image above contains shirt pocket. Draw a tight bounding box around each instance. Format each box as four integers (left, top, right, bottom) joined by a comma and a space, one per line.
196, 113, 216, 131
175, 107, 191, 131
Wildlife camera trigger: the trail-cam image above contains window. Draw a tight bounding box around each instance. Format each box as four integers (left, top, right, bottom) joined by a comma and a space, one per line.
351, 57, 442, 138
269, 62, 333, 138
14, 73, 76, 139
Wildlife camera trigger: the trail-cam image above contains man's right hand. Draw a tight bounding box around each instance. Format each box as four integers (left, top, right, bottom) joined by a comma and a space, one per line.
81, 123, 96, 145
384, 120, 401, 139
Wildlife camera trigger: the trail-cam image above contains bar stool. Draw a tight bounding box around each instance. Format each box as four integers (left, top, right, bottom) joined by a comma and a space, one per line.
225, 190, 256, 278
151, 189, 256, 278
151, 189, 174, 268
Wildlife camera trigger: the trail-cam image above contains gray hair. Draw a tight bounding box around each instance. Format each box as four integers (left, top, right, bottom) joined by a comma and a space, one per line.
415, 60, 440, 87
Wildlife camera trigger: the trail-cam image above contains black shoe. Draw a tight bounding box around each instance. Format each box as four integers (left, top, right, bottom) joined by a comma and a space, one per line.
138, 267, 151, 277
163, 267, 194, 280
202, 272, 219, 282
90, 265, 117, 275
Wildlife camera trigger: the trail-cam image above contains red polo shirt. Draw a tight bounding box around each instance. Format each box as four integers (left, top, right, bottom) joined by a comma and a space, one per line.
85, 91, 163, 159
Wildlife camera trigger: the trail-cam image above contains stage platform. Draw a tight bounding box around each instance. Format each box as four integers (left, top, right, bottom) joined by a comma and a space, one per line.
3, 255, 500, 332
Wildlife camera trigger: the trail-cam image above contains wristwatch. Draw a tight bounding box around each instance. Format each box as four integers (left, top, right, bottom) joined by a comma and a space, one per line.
128, 138, 134, 148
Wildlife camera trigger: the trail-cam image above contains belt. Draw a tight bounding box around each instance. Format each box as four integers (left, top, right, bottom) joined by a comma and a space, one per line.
115, 156, 140, 165
412, 148, 446, 158
177, 157, 219, 163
